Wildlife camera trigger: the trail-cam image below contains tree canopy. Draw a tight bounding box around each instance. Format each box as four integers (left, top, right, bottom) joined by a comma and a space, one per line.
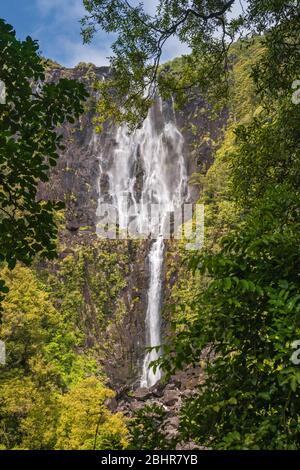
1, 0, 300, 451
0, 19, 88, 301
81, 0, 299, 127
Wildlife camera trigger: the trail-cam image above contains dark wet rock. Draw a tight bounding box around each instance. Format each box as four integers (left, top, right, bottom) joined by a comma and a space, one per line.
39, 64, 227, 243
113, 366, 204, 449
166, 416, 179, 429
132, 388, 154, 401
163, 390, 180, 407
104, 397, 118, 412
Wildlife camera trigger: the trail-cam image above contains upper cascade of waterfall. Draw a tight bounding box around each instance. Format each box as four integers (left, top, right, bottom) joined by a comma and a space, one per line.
95, 96, 189, 238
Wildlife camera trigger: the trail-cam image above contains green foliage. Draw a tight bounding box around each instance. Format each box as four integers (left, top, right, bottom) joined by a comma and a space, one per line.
81, 1, 297, 128
228, 37, 264, 123
0, 19, 87, 300
231, 98, 300, 206
0, 265, 128, 450
157, 4, 300, 448
81, 0, 240, 127
1, 1, 300, 452
175, 185, 300, 449
82, 0, 298, 450
128, 404, 177, 450
37, 241, 129, 350
55, 377, 128, 450
0, 265, 73, 449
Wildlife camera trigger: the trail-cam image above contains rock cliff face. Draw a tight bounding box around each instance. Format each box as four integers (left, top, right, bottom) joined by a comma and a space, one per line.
38, 63, 228, 391
39, 64, 227, 232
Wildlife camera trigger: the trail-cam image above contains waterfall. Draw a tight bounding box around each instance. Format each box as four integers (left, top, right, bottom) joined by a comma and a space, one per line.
140, 236, 164, 387
96, 97, 188, 388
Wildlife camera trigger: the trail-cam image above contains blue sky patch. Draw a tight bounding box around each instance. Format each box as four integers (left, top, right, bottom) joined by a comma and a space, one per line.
0, 0, 244, 67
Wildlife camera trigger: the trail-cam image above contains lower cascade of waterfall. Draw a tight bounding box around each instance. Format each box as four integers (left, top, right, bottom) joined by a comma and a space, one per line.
95, 97, 188, 388
140, 236, 164, 388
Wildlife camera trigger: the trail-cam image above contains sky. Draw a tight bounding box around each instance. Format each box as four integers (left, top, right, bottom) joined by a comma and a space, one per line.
0, 0, 246, 68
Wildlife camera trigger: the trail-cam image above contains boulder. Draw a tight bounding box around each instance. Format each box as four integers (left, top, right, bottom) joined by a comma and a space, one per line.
132, 387, 153, 401
163, 390, 180, 407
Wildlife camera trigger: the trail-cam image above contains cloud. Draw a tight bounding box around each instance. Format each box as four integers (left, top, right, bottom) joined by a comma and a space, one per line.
141, 1, 190, 61
36, 0, 85, 21
161, 36, 190, 63
59, 37, 111, 67
34, 0, 111, 67
36, 0, 246, 67
141, 0, 159, 16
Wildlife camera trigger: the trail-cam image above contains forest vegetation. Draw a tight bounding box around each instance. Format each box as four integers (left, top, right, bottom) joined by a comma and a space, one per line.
0, 0, 300, 450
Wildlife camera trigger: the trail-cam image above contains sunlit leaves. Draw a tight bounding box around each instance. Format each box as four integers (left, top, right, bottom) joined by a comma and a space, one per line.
0, 19, 88, 303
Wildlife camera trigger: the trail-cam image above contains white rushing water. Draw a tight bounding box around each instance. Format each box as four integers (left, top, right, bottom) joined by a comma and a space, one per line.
96, 97, 188, 388
140, 236, 164, 387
